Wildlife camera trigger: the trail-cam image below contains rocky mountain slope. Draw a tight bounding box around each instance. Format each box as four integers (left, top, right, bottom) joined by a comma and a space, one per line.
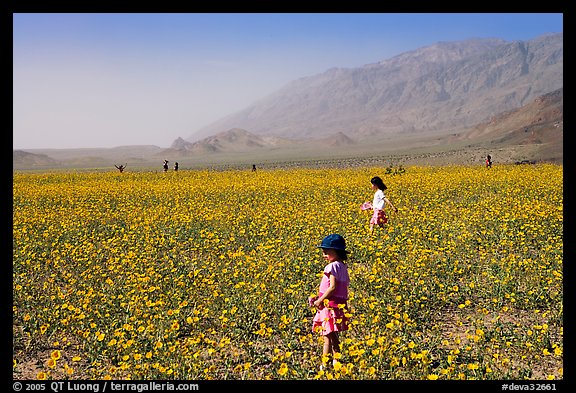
185, 33, 562, 143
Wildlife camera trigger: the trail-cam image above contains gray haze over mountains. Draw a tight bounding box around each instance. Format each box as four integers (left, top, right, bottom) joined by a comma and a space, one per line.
181, 33, 562, 147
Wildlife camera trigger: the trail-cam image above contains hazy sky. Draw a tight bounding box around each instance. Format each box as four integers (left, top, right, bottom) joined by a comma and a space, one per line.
13, 13, 563, 149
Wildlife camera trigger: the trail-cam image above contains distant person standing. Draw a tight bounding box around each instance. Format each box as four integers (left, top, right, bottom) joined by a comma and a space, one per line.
485, 155, 492, 168
163, 160, 169, 172
174, 162, 179, 172
252, 164, 257, 172
114, 163, 127, 173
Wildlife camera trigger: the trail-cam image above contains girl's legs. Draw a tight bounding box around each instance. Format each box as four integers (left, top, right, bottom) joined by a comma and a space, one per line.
319, 335, 331, 370
329, 332, 340, 355
322, 335, 331, 357
321, 332, 341, 368
369, 209, 379, 235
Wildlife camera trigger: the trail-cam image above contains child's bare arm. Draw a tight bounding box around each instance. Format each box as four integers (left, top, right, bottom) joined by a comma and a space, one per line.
384, 197, 398, 212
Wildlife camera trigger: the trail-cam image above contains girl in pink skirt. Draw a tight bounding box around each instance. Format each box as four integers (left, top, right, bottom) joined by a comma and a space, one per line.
363, 176, 398, 235
309, 234, 350, 370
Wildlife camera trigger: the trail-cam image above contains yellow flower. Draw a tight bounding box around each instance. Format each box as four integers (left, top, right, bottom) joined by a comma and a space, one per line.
554, 347, 562, 356
277, 363, 288, 376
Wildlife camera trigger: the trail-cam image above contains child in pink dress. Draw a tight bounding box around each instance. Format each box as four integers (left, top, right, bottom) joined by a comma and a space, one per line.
309, 234, 350, 369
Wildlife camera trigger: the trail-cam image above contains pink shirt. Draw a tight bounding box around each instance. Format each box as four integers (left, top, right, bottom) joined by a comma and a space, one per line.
319, 261, 350, 300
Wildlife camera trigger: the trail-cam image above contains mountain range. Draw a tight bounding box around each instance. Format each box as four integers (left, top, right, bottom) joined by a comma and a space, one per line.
162, 86, 562, 162
179, 33, 562, 146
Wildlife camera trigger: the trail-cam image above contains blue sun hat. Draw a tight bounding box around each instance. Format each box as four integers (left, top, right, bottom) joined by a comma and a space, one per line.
318, 234, 349, 253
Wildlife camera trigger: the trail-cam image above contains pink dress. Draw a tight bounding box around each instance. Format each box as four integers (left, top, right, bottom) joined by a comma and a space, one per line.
312, 261, 350, 335
370, 209, 388, 226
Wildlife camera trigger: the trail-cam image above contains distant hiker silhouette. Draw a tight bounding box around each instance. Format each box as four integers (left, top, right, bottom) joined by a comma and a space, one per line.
174, 162, 179, 172
163, 160, 169, 172
115, 163, 127, 173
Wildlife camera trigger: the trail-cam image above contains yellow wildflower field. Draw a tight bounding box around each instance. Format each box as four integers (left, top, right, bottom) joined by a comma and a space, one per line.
13, 164, 562, 380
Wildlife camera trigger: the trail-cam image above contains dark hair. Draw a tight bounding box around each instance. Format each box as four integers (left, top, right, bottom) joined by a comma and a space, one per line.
334, 249, 348, 261
370, 176, 387, 191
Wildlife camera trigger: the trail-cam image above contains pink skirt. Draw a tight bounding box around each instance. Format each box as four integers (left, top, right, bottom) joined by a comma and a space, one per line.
370, 209, 388, 225
312, 301, 349, 336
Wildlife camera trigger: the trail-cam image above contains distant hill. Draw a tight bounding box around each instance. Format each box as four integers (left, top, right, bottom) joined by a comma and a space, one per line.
161, 128, 297, 156
457, 88, 563, 162
317, 132, 356, 147
13, 145, 163, 171
161, 127, 358, 157
13, 150, 60, 168
185, 33, 562, 144
462, 88, 562, 140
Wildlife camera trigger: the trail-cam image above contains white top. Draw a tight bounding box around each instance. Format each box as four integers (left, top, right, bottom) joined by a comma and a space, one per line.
372, 189, 385, 210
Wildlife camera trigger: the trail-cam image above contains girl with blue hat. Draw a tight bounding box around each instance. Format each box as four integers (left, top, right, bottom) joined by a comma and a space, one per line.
309, 234, 350, 370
